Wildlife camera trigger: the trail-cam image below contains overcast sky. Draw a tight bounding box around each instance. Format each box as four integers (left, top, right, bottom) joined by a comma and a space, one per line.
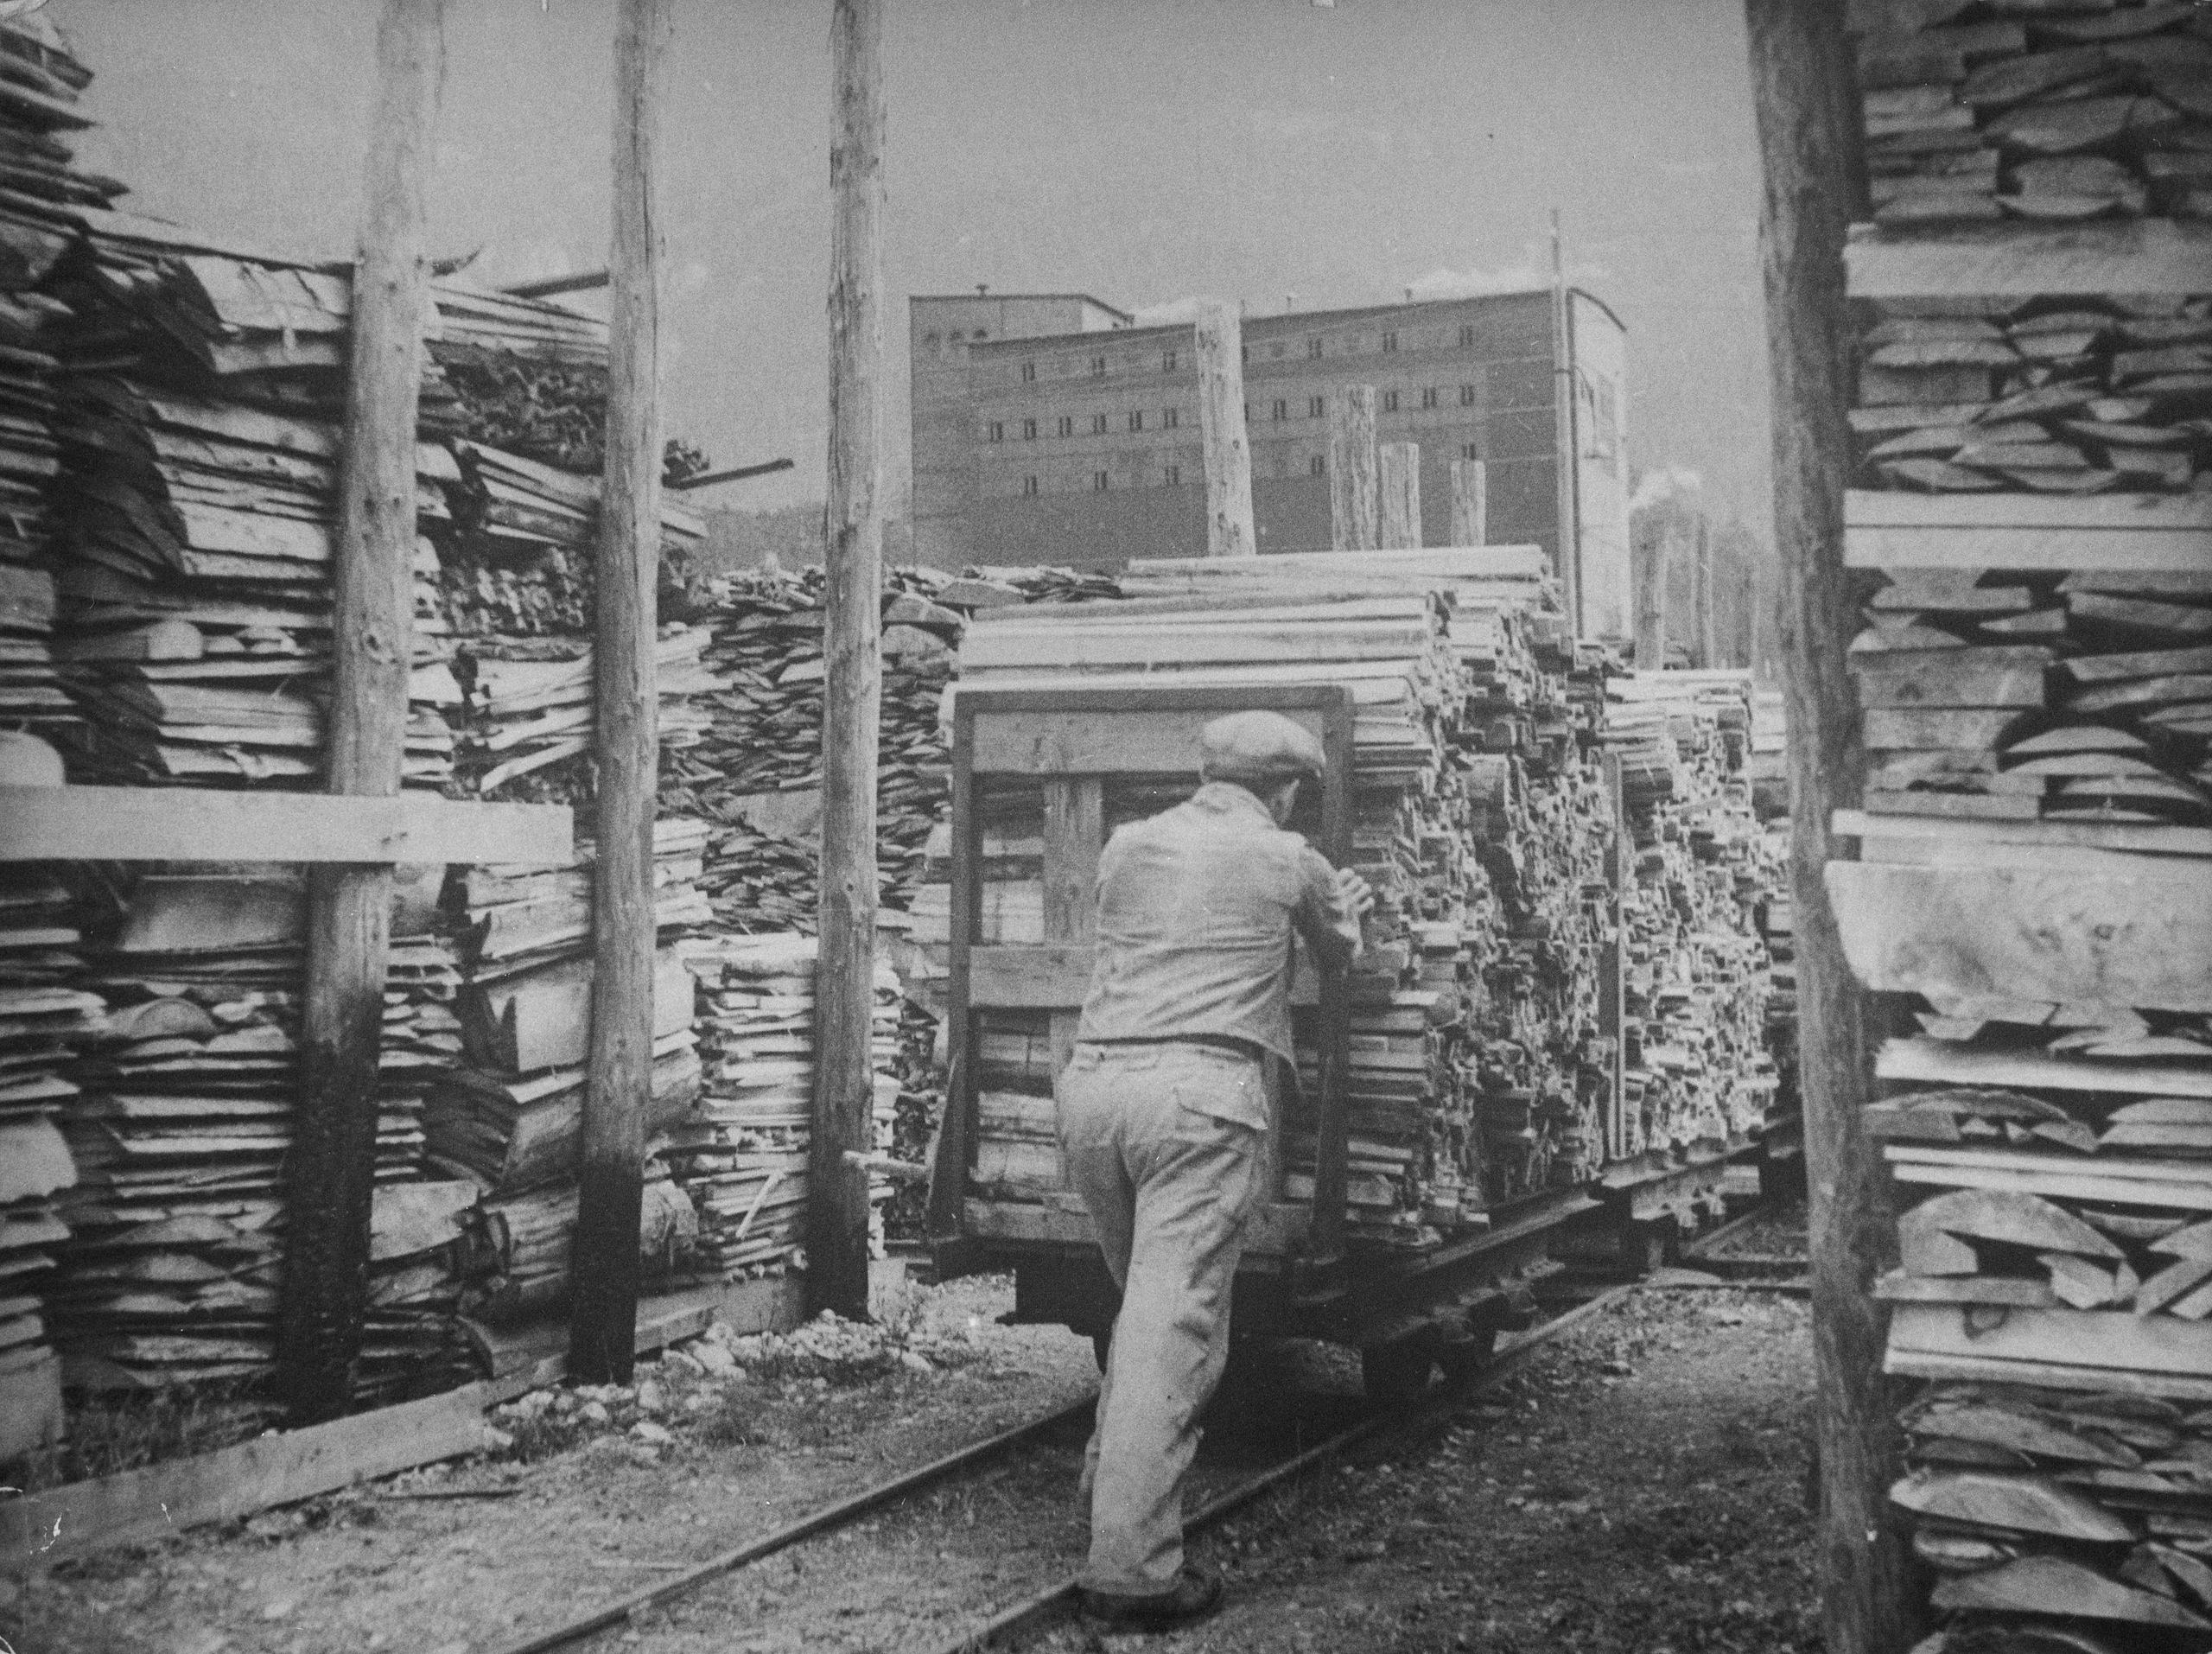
60, 0, 1774, 538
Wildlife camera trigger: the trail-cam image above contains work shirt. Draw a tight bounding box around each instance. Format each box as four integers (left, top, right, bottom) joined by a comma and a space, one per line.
1074, 781, 1363, 1077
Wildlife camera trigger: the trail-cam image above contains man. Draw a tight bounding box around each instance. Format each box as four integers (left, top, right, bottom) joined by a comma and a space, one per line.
1057, 709, 1373, 1632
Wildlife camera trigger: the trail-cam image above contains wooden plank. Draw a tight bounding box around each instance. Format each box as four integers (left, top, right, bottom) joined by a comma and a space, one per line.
972, 705, 1328, 776
958, 620, 1432, 674
1877, 1035, 2212, 1099
1886, 1302, 2212, 1381
809, 0, 885, 1326
1886, 1160, 2212, 1213
1885, 1346, 2212, 1403
1379, 441, 1421, 550
1124, 546, 1548, 582
0, 786, 569, 864
1845, 219, 2212, 299
277, 0, 444, 1423
570, 0, 670, 1379
0, 1381, 498, 1572
1848, 524, 2212, 574
1831, 808, 2212, 859
1847, 491, 2212, 533
968, 945, 1094, 1009
1634, 517, 1672, 669
1827, 861, 2212, 1013
1194, 300, 1255, 560
1450, 457, 1486, 547
1041, 776, 1102, 1076
1861, 709, 2025, 749
1327, 385, 1378, 552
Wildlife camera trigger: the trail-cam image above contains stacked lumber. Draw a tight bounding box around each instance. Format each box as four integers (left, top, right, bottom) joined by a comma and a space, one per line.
1854, 7, 2212, 228
1849, 568, 2211, 825
1749, 686, 1789, 819
0, 854, 94, 1462
665, 933, 901, 1277
1598, 671, 1782, 1159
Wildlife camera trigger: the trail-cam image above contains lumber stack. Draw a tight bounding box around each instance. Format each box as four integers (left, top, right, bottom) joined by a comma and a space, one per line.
1849, 568, 2210, 824
430, 818, 709, 1326
664, 932, 901, 1278
1748, 686, 1789, 818
1855, 6, 2212, 231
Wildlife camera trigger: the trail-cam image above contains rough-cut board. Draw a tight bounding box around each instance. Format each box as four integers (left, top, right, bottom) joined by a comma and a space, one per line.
1827, 861, 2212, 1013
1876, 1036, 2212, 1099
1887, 1302, 2212, 1384
0, 1382, 499, 1572
1886, 1345, 2212, 1403
1831, 808, 2212, 859
0, 787, 572, 865
1845, 219, 2212, 298
1844, 489, 2212, 572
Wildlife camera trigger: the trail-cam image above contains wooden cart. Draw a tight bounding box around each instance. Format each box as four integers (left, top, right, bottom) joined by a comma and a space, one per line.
925, 681, 1596, 1399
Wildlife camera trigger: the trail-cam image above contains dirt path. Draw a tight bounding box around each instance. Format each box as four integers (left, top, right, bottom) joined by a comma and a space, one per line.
5, 1281, 1819, 1654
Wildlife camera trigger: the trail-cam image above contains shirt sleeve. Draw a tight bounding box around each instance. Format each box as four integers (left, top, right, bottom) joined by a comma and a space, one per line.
1291, 843, 1363, 970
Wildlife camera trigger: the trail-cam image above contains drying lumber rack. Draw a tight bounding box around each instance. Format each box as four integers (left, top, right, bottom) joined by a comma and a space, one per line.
924, 681, 1594, 1395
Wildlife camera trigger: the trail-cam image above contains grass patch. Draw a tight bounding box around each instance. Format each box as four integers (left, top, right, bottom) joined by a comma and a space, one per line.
13, 1381, 279, 1491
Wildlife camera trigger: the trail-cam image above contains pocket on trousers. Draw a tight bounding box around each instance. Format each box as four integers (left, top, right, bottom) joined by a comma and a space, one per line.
1166, 1052, 1269, 1135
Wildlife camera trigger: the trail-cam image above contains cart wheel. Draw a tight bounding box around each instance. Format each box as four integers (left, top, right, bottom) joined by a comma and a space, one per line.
1436, 1317, 1500, 1384
1360, 1332, 1439, 1408
1619, 1220, 1672, 1278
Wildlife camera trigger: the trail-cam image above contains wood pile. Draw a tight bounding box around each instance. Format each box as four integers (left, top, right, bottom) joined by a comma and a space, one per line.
1855, 6, 2212, 231
664, 933, 900, 1278
1848, 567, 2210, 824
1749, 687, 1789, 818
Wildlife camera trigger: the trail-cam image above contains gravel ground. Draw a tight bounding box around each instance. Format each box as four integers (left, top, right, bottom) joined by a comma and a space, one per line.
3, 1280, 1820, 1654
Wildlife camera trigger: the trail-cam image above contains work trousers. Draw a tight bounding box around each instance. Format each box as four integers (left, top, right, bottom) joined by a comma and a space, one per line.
1055, 1040, 1267, 1597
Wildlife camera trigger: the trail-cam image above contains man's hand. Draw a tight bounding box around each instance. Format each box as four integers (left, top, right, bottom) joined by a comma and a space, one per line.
1336, 868, 1376, 919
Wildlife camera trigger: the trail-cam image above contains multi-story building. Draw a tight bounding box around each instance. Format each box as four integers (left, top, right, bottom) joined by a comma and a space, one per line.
909, 285, 1632, 637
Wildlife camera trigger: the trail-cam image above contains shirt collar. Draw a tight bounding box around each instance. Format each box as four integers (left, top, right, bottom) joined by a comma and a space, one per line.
1190, 780, 1277, 824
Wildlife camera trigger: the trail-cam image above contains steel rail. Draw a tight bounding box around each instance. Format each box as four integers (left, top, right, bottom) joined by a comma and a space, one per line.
930, 1281, 1641, 1654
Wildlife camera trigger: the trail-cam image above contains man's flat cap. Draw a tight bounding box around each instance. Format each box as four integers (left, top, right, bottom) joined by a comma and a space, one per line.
1198, 709, 1326, 785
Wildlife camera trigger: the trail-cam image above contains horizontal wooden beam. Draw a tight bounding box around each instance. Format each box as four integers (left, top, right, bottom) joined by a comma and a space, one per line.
1831, 809, 2212, 860
1123, 545, 1549, 581
1845, 219, 2212, 298
1885, 1302, 2212, 1385
1876, 1035, 2212, 1099
969, 944, 1322, 1009
0, 787, 572, 865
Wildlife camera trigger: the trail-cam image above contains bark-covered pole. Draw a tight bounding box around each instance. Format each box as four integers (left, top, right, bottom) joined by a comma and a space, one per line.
811, 0, 886, 1321
1744, 1, 1913, 1648
1193, 301, 1255, 557
276, 0, 443, 1424
1633, 518, 1672, 671
1449, 456, 1486, 546
569, 0, 669, 1384
1378, 441, 1421, 549
1326, 385, 1378, 552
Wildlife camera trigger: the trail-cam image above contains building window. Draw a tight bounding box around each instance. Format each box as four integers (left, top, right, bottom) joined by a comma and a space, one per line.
1164, 407, 1179, 429
1309, 455, 1326, 476
1092, 412, 1109, 435
1271, 398, 1288, 421
1307, 335, 1324, 359
1058, 415, 1075, 437
1128, 410, 1144, 432
1023, 475, 1039, 496
1382, 390, 1401, 412
1163, 350, 1178, 372
1090, 353, 1107, 376
925, 331, 941, 347
1021, 361, 1036, 383
1459, 383, 1477, 406
973, 329, 988, 340
1308, 395, 1325, 418
1242, 344, 1251, 363
988, 420, 1004, 442
1165, 463, 1180, 487
1093, 470, 1109, 492
1458, 324, 1476, 347
1382, 330, 1399, 353
950, 330, 964, 342
1421, 387, 1440, 410
1022, 417, 1037, 440
1461, 442, 1480, 461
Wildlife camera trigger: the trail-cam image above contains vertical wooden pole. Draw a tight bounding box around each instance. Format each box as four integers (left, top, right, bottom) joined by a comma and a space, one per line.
812, 0, 886, 1323
1694, 517, 1718, 670
1745, 2, 1911, 1651
1326, 385, 1378, 552
1449, 456, 1486, 546
1549, 208, 1582, 630
1633, 519, 1672, 671
1193, 302, 1255, 558
276, 0, 442, 1425
569, 0, 667, 1385
1377, 441, 1421, 549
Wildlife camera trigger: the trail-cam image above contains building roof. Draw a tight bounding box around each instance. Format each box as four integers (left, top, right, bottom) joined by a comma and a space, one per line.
909, 291, 1135, 321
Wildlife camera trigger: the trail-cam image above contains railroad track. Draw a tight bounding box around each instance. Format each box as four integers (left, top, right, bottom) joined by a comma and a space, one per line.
487, 1279, 1641, 1654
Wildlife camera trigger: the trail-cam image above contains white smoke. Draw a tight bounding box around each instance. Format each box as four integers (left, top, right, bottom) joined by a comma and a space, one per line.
1629, 467, 1703, 513
1128, 296, 1231, 327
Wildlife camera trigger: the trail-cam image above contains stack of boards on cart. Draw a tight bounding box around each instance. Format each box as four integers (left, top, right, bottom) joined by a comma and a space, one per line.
664, 932, 902, 1279
1592, 671, 1785, 1163
427, 818, 709, 1330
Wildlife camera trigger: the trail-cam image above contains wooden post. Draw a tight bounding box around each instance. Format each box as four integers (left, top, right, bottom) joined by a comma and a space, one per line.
811, 0, 885, 1323
1326, 385, 1377, 552
569, 0, 667, 1385
1693, 517, 1718, 670
1378, 441, 1421, 549
1193, 302, 1255, 558
1745, 2, 1913, 1650
1549, 207, 1582, 630
1449, 456, 1486, 546
1633, 519, 1672, 671
276, 0, 442, 1424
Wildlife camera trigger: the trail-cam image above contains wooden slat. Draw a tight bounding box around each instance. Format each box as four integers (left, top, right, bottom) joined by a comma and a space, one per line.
1885, 1302, 2212, 1382
973, 706, 1328, 776
1827, 861, 2212, 1013
1885, 1160, 2212, 1213
1885, 1348, 2212, 1404
968, 945, 1095, 1009
1124, 545, 1548, 581
1847, 524, 2212, 574
0, 787, 571, 864
1831, 809, 2212, 860
1876, 1035, 2212, 1099
1845, 219, 2212, 298
1042, 776, 1102, 1078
